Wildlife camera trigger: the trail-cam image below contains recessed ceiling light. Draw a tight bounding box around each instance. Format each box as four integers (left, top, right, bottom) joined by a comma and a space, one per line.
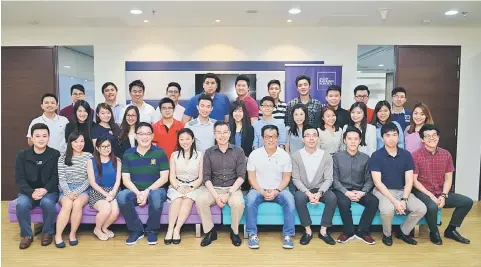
378, 64, 384, 67
289, 8, 301, 15
130, 9, 142, 15
215, 19, 220, 23
422, 19, 431, 24
246, 10, 258, 14
64, 65, 71, 69
287, 19, 292, 23
144, 20, 149, 23
445, 10, 459, 16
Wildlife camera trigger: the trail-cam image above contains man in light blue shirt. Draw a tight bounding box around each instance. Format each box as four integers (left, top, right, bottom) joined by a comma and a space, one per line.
253, 96, 286, 149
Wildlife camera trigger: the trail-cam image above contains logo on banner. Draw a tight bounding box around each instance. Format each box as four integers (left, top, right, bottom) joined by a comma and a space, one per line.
316, 72, 336, 91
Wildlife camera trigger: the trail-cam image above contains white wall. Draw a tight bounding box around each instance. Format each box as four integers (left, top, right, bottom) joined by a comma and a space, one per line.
2, 26, 481, 199
356, 72, 387, 108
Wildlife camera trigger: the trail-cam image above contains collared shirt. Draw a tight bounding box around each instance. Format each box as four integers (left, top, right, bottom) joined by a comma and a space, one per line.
368, 147, 414, 190
252, 118, 287, 148
152, 104, 185, 123
392, 108, 412, 131
333, 150, 373, 193
237, 95, 259, 120
185, 118, 216, 152
184, 93, 230, 121
259, 100, 287, 124
300, 148, 324, 183
203, 144, 246, 187
152, 119, 184, 160
121, 145, 169, 190
107, 102, 125, 124
404, 126, 423, 154
247, 147, 292, 189
121, 102, 155, 124
412, 146, 454, 196
285, 96, 324, 126
27, 114, 69, 153
318, 128, 343, 155
375, 121, 405, 150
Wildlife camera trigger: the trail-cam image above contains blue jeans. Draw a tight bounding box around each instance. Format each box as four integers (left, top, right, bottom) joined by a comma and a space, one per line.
246, 189, 296, 236
117, 188, 167, 233
16, 192, 59, 237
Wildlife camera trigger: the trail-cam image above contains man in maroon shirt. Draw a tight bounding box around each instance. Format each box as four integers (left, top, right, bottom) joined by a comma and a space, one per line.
59, 84, 94, 122
412, 124, 473, 245
235, 75, 258, 125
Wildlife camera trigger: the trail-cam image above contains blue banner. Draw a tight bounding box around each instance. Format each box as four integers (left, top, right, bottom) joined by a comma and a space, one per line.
284, 64, 342, 104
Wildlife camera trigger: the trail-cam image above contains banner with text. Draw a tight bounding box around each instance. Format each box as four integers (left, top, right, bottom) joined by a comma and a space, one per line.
284, 64, 342, 104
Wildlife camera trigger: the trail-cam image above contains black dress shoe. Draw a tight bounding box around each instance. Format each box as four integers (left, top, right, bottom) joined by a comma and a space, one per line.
382, 234, 393, 246
430, 232, 443, 245
230, 229, 242, 246
200, 229, 218, 247
444, 229, 470, 244
318, 232, 336, 245
300, 233, 312, 245
395, 231, 417, 245
164, 238, 173, 245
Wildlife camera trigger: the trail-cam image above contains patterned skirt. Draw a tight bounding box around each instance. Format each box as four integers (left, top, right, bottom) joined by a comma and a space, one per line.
88, 186, 116, 209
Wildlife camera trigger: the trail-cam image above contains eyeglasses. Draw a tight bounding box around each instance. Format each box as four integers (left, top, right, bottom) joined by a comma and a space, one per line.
215, 131, 230, 136
100, 145, 111, 150
262, 105, 274, 108
263, 135, 279, 141
355, 95, 369, 100
136, 132, 153, 137
126, 114, 138, 118
424, 133, 438, 139
72, 92, 85, 97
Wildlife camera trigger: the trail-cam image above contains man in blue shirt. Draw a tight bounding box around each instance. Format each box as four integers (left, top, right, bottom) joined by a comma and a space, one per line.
253, 96, 286, 149
369, 122, 426, 246
182, 73, 230, 123
391, 87, 412, 131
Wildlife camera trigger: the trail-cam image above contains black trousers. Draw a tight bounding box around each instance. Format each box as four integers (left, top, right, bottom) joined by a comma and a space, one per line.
294, 190, 337, 227
414, 191, 473, 233
334, 190, 379, 235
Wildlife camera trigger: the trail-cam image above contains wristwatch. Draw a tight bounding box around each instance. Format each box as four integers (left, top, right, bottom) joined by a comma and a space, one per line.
441, 193, 449, 199
275, 189, 281, 193
400, 197, 408, 202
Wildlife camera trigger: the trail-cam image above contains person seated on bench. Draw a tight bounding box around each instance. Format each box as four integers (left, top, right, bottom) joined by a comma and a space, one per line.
55, 131, 92, 248
246, 125, 295, 249
412, 124, 473, 245
333, 126, 378, 245
369, 122, 427, 246
15, 123, 61, 249
117, 122, 169, 246
87, 137, 121, 241
292, 124, 337, 246
196, 121, 246, 247
165, 128, 204, 245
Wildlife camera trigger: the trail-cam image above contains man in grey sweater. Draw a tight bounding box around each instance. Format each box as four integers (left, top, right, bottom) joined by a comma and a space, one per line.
333, 126, 379, 245
292, 124, 337, 246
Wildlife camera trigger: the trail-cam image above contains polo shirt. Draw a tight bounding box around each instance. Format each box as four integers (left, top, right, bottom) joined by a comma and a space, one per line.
185, 118, 216, 152
252, 118, 287, 148
152, 119, 184, 160
107, 102, 125, 124
152, 104, 185, 123
412, 146, 454, 196
26, 114, 69, 153
368, 147, 414, 190
120, 102, 155, 124
247, 147, 292, 190
392, 108, 412, 132
59, 104, 95, 122
184, 93, 230, 121
259, 100, 287, 124
121, 145, 169, 190
237, 95, 259, 120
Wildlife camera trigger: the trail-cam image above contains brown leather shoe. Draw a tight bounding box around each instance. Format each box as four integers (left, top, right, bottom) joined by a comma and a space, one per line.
19, 236, 33, 249
41, 234, 53, 246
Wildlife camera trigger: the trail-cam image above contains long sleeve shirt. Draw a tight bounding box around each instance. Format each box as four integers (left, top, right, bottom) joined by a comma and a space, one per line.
332, 150, 373, 194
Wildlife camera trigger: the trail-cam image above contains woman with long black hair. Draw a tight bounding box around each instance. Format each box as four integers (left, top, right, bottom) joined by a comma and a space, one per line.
285, 103, 309, 154
118, 106, 140, 156
228, 100, 254, 157
65, 100, 95, 153
343, 102, 376, 156
92, 103, 121, 157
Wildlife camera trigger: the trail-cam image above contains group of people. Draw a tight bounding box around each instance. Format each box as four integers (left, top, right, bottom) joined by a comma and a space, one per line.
15, 73, 473, 250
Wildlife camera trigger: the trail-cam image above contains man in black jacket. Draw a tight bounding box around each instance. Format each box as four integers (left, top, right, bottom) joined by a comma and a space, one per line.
15, 123, 60, 249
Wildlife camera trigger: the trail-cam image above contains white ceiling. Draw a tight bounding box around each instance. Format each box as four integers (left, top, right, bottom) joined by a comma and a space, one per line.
2, 1, 481, 28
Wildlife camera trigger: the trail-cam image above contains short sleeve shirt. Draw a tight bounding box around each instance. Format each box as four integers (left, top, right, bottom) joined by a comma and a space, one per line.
368, 147, 414, 190
184, 93, 230, 121
247, 147, 292, 189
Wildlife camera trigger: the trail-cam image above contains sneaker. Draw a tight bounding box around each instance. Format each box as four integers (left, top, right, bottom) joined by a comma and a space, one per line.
356, 233, 376, 245
248, 234, 260, 249
337, 233, 356, 244
147, 232, 158, 245
282, 236, 294, 249
125, 232, 144, 245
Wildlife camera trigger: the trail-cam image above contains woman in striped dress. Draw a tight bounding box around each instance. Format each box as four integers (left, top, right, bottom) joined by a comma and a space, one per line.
55, 131, 92, 248
87, 137, 121, 241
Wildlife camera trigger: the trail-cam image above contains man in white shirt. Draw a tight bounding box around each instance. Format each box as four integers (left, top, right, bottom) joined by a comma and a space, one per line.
185, 95, 216, 152
152, 82, 185, 123
27, 93, 69, 153
121, 80, 155, 123
102, 82, 125, 124
245, 125, 295, 249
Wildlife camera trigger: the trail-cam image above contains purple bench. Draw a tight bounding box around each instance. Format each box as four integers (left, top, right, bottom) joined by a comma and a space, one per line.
8, 199, 221, 237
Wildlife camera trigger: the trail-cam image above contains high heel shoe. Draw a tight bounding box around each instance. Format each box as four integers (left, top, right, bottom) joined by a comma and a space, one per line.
164, 238, 173, 245
173, 234, 181, 245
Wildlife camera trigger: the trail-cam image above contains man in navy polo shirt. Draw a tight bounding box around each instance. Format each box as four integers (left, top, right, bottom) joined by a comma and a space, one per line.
182, 73, 230, 123
369, 122, 427, 246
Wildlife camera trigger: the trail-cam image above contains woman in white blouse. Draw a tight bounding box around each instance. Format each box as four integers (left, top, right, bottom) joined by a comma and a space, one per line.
342, 102, 376, 156
118, 106, 139, 156
317, 106, 343, 155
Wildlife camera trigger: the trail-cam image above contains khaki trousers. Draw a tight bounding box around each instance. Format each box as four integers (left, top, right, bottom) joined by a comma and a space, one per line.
196, 187, 245, 234
373, 188, 427, 237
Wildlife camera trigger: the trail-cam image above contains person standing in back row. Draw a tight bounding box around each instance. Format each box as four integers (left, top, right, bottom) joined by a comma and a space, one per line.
285, 75, 324, 126
120, 80, 156, 124
185, 95, 216, 152
101, 82, 125, 124
318, 85, 350, 128
258, 80, 287, 124
235, 75, 259, 124
390, 87, 412, 132
59, 84, 95, 122
353, 85, 374, 122
152, 82, 185, 123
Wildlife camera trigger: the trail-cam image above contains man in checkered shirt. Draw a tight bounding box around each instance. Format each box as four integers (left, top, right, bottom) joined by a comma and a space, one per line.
285, 75, 324, 126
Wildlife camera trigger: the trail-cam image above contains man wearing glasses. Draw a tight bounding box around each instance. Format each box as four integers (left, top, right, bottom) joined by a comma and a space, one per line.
391, 87, 412, 131
253, 96, 286, 149
412, 124, 473, 245
152, 97, 184, 160
353, 85, 374, 122
59, 84, 94, 122
185, 95, 216, 152
117, 122, 169, 246
152, 82, 185, 123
